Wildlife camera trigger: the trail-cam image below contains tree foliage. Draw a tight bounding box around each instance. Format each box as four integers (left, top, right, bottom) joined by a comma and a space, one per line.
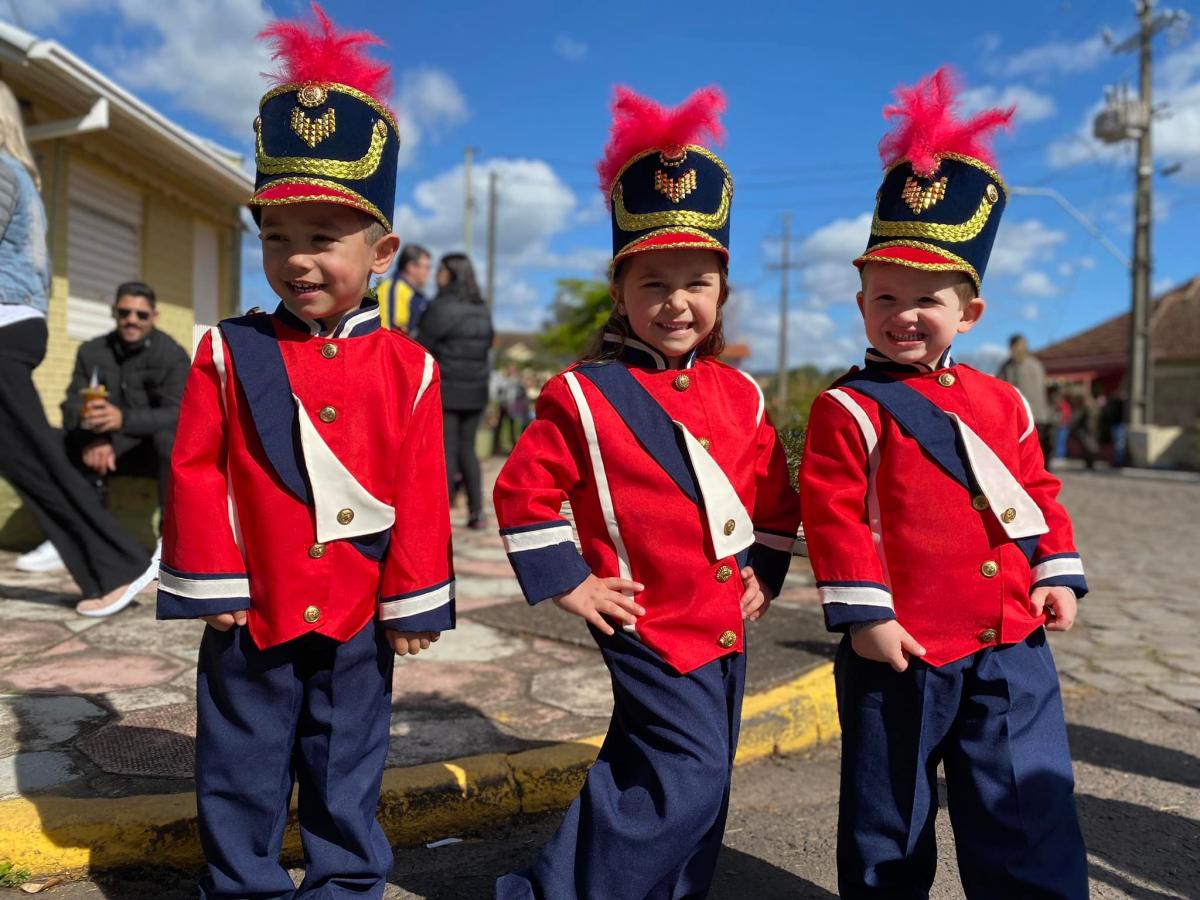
539, 279, 612, 358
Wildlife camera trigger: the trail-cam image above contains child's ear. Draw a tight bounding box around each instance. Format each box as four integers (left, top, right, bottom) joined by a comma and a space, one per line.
957, 296, 986, 333
609, 281, 625, 316
371, 233, 401, 275
855, 291, 866, 317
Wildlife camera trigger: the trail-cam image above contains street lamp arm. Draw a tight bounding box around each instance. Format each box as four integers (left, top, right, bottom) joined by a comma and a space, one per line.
1009, 185, 1132, 271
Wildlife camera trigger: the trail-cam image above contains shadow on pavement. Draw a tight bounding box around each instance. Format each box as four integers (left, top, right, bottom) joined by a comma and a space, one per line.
389, 811, 838, 900
10, 687, 562, 897
1078, 793, 1200, 899
1069, 722, 1200, 789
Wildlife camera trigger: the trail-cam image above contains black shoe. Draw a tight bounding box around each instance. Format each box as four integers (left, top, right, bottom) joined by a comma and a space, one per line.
467, 516, 488, 530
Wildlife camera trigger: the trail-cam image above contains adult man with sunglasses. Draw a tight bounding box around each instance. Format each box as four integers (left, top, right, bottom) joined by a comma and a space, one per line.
17, 282, 190, 575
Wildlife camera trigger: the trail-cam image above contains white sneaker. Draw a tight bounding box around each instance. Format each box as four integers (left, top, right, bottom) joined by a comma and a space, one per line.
15, 540, 65, 573
75, 550, 161, 618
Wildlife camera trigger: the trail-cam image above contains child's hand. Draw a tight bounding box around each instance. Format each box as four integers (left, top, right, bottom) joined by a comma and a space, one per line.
1030, 586, 1077, 632
202, 610, 248, 631
388, 631, 441, 656
850, 619, 926, 672
553, 575, 645, 636
739, 566, 773, 622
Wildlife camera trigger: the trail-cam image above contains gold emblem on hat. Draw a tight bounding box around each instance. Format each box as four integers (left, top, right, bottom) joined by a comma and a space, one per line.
291, 107, 337, 148
655, 169, 698, 204
901, 176, 949, 214
297, 84, 328, 108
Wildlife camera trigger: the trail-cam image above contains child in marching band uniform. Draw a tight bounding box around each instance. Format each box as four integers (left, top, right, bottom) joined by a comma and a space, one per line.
157, 8, 453, 897
493, 87, 800, 900
799, 69, 1089, 899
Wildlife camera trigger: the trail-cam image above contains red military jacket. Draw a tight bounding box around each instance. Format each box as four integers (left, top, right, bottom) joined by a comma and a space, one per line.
156, 299, 455, 649
799, 348, 1087, 667
493, 336, 800, 675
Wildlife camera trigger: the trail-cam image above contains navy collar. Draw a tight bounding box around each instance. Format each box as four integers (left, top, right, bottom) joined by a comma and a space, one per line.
863, 345, 955, 374
274, 298, 382, 339
602, 332, 699, 371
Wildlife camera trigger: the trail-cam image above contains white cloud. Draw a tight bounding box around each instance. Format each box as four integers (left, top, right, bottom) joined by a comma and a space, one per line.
729, 287, 859, 372
8, 0, 100, 29
764, 212, 871, 310
89, 0, 272, 137
1019, 303, 1041, 320
1048, 40, 1200, 181
988, 34, 1109, 79
394, 158, 584, 331
960, 342, 1009, 373
987, 218, 1068, 277
1015, 271, 1058, 297
552, 34, 588, 62
959, 84, 1057, 124
393, 68, 469, 168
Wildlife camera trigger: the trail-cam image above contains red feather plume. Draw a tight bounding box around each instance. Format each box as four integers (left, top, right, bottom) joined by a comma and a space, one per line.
878, 67, 1013, 178
597, 86, 726, 200
259, 2, 392, 104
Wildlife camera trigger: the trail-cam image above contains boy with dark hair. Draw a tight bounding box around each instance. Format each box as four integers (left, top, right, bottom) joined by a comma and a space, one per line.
800, 68, 1089, 899
156, 7, 454, 896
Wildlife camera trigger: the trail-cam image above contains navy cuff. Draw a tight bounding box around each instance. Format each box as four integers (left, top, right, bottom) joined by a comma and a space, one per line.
382, 603, 456, 633
506, 541, 593, 606
824, 603, 896, 633
747, 543, 793, 599
156, 589, 250, 620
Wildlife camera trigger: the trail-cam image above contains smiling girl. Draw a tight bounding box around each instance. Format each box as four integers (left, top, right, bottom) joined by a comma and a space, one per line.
493, 87, 800, 900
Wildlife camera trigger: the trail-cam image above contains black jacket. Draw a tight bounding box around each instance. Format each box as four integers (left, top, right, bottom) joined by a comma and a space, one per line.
61, 328, 190, 453
418, 286, 494, 411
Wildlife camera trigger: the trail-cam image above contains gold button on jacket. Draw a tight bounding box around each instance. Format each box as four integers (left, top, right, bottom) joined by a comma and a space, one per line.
717, 630, 737, 649
715, 565, 734, 583
980, 560, 999, 578
303, 605, 321, 624
723, 519, 736, 536
971, 495, 989, 511
978, 628, 998, 643
672, 374, 691, 391
698, 437, 712, 451
337, 508, 355, 525
319, 406, 338, 423
321, 343, 338, 359
937, 372, 956, 387
1001, 507, 1017, 524
308, 542, 326, 559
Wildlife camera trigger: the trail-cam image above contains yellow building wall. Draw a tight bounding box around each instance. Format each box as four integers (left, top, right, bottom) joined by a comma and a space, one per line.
1, 148, 243, 550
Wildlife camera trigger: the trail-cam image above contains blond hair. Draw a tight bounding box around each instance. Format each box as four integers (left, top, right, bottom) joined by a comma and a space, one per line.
0, 81, 39, 189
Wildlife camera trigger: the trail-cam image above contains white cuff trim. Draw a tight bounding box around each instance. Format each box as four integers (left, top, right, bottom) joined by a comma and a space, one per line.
159, 570, 249, 600
502, 524, 575, 553
819, 585, 894, 608
379, 580, 455, 620
1032, 556, 1084, 582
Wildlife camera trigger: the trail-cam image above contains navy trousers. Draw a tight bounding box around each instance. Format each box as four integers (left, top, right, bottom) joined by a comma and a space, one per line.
497, 626, 746, 900
835, 628, 1088, 900
195, 620, 395, 900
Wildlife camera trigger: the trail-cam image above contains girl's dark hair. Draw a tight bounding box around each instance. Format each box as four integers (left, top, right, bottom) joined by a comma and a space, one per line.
438, 253, 484, 304
584, 255, 729, 361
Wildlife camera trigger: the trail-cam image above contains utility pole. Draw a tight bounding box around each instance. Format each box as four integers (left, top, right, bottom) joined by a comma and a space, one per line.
1095, 1, 1189, 428
485, 170, 498, 311
463, 146, 475, 256
765, 213, 804, 408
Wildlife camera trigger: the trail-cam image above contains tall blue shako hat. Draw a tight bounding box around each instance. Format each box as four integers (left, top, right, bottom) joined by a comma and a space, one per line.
854, 67, 1014, 292
248, 3, 400, 231
597, 86, 732, 270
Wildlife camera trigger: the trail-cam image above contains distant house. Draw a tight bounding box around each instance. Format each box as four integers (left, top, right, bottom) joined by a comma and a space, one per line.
0, 20, 253, 425
0, 21, 253, 546
1035, 276, 1200, 431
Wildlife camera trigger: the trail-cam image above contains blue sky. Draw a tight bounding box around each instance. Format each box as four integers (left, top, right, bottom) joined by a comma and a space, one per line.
8, 0, 1200, 373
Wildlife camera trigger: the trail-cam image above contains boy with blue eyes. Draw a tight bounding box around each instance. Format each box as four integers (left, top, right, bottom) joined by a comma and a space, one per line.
156, 8, 453, 897
799, 68, 1089, 899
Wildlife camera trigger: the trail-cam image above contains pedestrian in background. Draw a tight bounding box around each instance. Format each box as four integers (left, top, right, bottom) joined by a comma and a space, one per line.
0, 79, 155, 614
418, 253, 494, 529
997, 332, 1055, 463
376, 242, 431, 335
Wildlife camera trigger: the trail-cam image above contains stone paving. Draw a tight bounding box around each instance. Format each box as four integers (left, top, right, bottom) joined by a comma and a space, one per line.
1045, 467, 1200, 722
0, 457, 826, 803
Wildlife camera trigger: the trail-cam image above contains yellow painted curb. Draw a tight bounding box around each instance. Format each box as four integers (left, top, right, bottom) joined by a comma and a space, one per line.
0, 662, 837, 876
